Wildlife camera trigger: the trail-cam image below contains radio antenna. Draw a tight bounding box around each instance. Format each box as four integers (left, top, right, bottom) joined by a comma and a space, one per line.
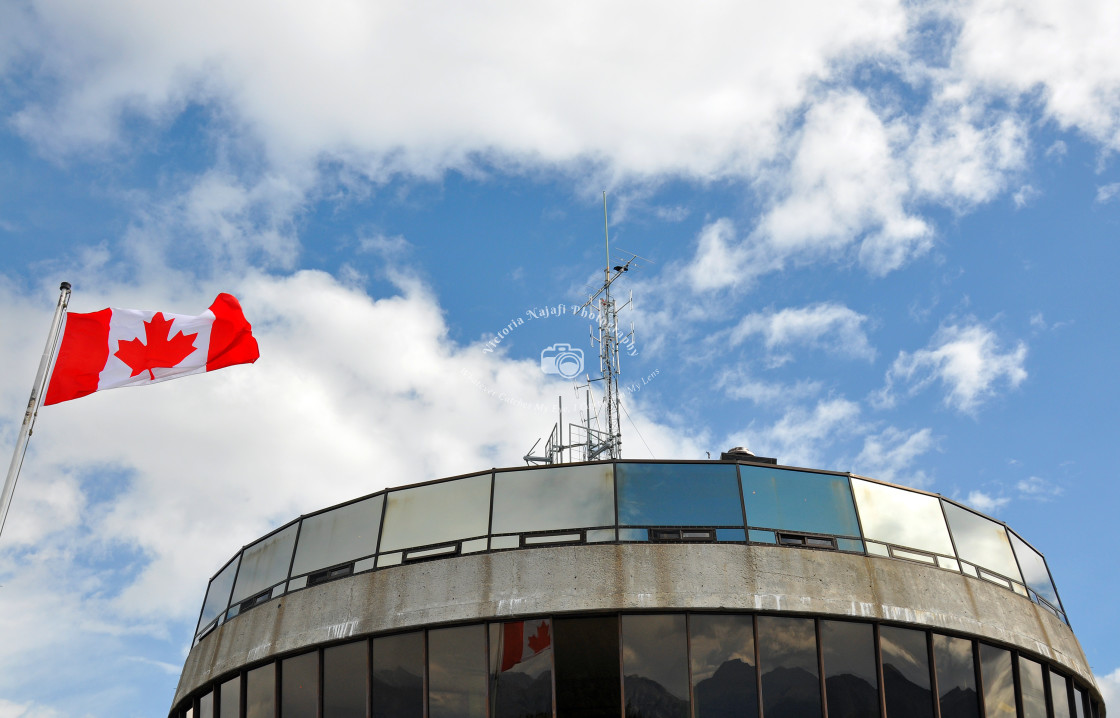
524, 193, 641, 464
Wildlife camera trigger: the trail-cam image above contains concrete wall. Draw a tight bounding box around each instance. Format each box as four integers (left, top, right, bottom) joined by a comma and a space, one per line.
174, 542, 1100, 706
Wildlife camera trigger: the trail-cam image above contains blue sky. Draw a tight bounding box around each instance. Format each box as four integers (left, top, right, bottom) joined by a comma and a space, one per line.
1, 1, 1119, 716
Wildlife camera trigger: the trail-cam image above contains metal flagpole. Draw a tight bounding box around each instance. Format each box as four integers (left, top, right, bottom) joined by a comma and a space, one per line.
0, 281, 71, 540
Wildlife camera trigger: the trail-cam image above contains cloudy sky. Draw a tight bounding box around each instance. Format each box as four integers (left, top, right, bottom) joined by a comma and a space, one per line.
1, 0, 1119, 715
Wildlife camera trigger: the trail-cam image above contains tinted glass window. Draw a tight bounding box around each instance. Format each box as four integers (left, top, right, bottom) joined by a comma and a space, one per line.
851, 480, 954, 555
220, 676, 241, 718
821, 620, 878, 718
380, 474, 491, 552
690, 614, 758, 718
198, 691, 214, 718
1008, 532, 1061, 608
880, 626, 933, 718
617, 463, 741, 526
941, 502, 1022, 582
554, 615, 621, 718
430, 625, 487, 718
1050, 672, 1072, 718
490, 619, 553, 718
282, 651, 318, 718
372, 631, 424, 718
291, 495, 384, 576
246, 663, 276, 718
742, 466, 860, 537
1019, 657, 1046, 718
1074, 687, 1087, 718
622, 614, 689, 718
325, 640, 367, 718
757, 616, 821, 718
231, 524, 299, 605
933, 634, 979, 718
199, 556, 240, 632
979, 644, 1015, 718
492, 464, 614, 534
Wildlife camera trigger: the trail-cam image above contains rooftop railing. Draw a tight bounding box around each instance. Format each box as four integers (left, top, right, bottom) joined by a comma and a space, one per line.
193, 460, 1065, 644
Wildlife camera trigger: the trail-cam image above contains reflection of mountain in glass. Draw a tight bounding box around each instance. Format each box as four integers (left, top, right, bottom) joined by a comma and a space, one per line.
939, 686, 980, 718
625, 675, 689, 718
372, 667, 423, 718
693, 659, 759, 718
491, 670, 552, 718
883, 664, 934, 718
825, 673, 878, 718
762, 666, 820, 718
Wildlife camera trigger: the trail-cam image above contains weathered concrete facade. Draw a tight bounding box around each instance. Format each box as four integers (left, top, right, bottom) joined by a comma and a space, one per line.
175, 542, 1097, 707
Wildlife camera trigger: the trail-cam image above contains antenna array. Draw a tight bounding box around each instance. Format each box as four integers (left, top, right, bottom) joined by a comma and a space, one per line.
524, 194, 642, 465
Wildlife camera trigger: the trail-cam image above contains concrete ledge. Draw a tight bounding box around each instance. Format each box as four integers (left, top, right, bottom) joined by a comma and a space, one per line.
175, 542, 1099, 704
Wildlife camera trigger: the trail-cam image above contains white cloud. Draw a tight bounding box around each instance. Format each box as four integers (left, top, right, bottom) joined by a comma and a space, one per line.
950, 0, 1120, 151
1097, 667, 1120, 714
964, 489, 1010, 514
8, 1, 906, 177
875, 321, 1027, 413
1017, 475, 1063, 500
1096, 182, 1120, 203
742, 398, 862, 467
717, 370, 824, 406
1013, 185, 1041, 209
0, 699, 63, 718
729, 302, 876, 361
854, 426, 937, 487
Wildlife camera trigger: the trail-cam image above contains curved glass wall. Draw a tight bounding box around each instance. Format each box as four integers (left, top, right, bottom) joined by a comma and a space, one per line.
193, 461, 1068, 642
174, 612, 1103, 718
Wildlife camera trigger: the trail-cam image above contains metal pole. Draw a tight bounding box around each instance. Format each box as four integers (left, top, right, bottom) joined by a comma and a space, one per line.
0, 281, 72, 540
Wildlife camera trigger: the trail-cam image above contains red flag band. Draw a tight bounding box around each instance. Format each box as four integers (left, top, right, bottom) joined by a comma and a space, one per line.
44, 293, 259, 405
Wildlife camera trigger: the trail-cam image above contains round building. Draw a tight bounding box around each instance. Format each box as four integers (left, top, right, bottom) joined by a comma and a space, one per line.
170, 457, 1106, 718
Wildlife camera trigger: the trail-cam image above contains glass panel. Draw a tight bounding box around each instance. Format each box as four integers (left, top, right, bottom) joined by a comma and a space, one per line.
555, 615, 621, 718
837, 538, 864, 553
325, 640, 367, 718
717, 529, 746, 541
282, 651, 318, 718
220, 676, 241, 718
619, 528, 647, 541
489, 619, 553, 718
430, 624, 487, 718
246, 663, 276, 718
185, 708, 194, 718
199, 691, 214, 718
1074, 687, 1087, 718
942, 502, 1023, 582
372, 631, 424, 718
380, 474, 491, 552
1019, 657, 1046, 718
933, 634, 979, 718
690, 614, 758, 718
749, 530, 776, 544
851, 479, 954, 556
979, 644, 1015, 718
821, 620, 878, 718
291, 495, 385, 576
492, 464, 614, 534
621, 614, 689, 718
741, 466, 860, 536
1050, 672, 1072, 718
587, 528, 615, 542
616, 463, 741, 526
1008, 532, 1061, 608
757, 616, 821, 718
231, 524, 299, 605
880, 626, 933, 718
198, 556, 240, 633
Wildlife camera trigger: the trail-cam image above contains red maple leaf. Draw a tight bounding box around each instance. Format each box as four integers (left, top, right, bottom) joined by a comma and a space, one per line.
527, 621, 551, 654
114, 312, 198, 380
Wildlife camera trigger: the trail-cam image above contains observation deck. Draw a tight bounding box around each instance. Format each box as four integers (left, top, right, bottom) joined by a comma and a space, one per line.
172, 459, 1104, 718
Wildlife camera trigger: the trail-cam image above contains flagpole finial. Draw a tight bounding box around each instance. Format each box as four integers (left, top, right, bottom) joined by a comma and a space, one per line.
60, 281, 71, 291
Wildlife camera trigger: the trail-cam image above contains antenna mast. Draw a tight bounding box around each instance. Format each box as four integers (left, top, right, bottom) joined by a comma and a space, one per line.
524, 193, 639, 465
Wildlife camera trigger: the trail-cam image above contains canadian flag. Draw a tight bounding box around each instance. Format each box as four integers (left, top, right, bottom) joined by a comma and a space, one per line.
498, 619, 551, 672
44, 293, 259, 405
